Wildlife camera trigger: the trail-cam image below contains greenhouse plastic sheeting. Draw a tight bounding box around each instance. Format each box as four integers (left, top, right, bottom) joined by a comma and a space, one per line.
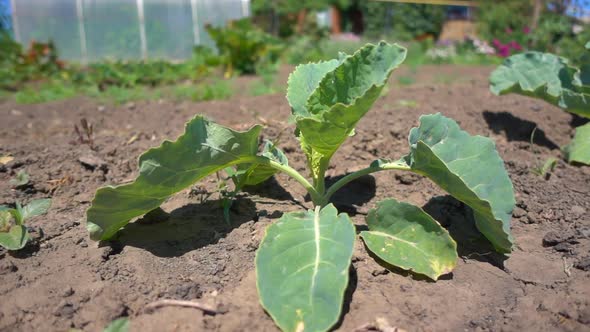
10, 0, 250, 62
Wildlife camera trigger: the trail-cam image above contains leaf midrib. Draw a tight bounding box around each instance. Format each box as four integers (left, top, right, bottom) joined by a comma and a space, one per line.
310, 206, 321, 306
367, 230, 420, 250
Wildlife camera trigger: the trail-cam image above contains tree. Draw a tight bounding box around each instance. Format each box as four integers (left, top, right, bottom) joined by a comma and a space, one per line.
251, 0, 352, 36
360, 2, 446, 39
251, 0, 351, 15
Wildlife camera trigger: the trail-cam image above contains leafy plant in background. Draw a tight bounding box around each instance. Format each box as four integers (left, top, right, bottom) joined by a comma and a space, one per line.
477, 0, 589, 59
360, 2, 445, 40
86, 42, 515, 332
0, 34, 64, 91
1, 32, 226, 103
0, 199, 51, 250
490, 42, 590, 165
206, 18, 284, 77
476, 0, 532, 42
0, 32, 25, 90
251, 0, 350, 36
23, 40, 63, 74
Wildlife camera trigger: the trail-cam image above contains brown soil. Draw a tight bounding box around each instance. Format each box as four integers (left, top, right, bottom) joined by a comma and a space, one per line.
0, 65, 589, 332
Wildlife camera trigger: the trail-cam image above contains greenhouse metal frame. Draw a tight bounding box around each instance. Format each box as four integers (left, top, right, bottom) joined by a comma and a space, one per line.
9, 0, 250, 62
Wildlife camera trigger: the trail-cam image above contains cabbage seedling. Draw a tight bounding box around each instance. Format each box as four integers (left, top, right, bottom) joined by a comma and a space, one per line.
0, 198, 51, 250
87, 42, 515, 332
10, 169, 30, 187
490, 43, 590, 165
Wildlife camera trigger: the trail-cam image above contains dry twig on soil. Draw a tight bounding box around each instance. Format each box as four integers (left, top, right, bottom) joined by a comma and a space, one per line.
144, 299, 219, 315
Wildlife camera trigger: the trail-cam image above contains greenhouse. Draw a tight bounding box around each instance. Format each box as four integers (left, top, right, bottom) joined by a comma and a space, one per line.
6, 0, 250, 62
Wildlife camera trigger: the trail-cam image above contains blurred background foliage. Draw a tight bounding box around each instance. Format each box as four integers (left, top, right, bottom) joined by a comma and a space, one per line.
360, 2, 446, 40
0, 0, 588, 104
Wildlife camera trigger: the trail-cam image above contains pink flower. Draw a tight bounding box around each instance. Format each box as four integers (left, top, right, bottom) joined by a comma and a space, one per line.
523, 26, 531, 34
497, 45, 511, 57
509, 41, 522, 51
505, 27, 513, 34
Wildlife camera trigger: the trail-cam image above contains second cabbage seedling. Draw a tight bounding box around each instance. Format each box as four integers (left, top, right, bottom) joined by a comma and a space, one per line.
0, 199, 51, 250
86, 42, 515, 332
490, 42, 590, 165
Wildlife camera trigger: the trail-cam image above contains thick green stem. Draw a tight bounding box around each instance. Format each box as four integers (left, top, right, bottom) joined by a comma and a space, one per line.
14, 203, 23, 225
323, 160, 411, 202
312, 157, 330, 197
249, 157, 411, 209
253, 156, 325, 206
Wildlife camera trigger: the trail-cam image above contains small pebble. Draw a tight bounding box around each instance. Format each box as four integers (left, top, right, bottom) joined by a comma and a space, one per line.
570, 205, 586, 218
574, 257, 590, 271
512, 207, 527, 218
542, 231, 563, 247
61, 286, 74, 297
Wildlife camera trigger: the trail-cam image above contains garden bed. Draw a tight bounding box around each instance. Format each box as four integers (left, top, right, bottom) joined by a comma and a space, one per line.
0, 65, 588, 332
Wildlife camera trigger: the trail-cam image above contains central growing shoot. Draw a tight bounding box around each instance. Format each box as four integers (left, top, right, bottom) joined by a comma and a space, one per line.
87, 42, 515, 332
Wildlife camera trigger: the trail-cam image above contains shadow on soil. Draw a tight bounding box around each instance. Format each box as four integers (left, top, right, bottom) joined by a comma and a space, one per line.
242, 177, 294, 202
109, 197, 258, 257
333, 265, 358, 330
423, 195, 507, 269
483, 111, 559, 150
571, 114, 589, 128
326, 174, 376, 215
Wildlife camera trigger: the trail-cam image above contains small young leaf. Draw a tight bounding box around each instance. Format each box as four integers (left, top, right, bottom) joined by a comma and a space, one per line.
564, 123, 590, 165
296, 43, 406, 154
404, 113, 515, 253
86, 116, 264, 241
490, 52, 590, 118
103, 318, 129, 332
233, 140, 289, 187
256, 204, 355, 332
21, 198, 51, 221
360, 199, 457, 280
289, 42, 407, 182
287, 59, 340, 118
10, 170, 30, 187
0, 224, 29, 250
14, 202, 24, 225
531, 157, 558, 177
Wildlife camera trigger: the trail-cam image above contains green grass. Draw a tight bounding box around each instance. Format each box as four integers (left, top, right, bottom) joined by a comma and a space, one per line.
248, 70, 283, 97
171, 79, 233, 102
250, 80, 279, 96
397, 76, 416, 86
434, 75, 457, 84
3, 78, 235, 105
84, 85, 161, 104
14, 82, 78, 104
